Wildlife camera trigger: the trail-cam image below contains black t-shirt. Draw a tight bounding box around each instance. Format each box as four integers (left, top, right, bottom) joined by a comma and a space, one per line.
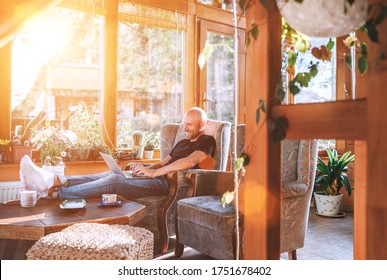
168, 134, 216, 169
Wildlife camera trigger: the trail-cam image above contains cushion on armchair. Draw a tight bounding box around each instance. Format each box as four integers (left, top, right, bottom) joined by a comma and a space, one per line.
177, 196, 237, 260
178, 196, 236, 233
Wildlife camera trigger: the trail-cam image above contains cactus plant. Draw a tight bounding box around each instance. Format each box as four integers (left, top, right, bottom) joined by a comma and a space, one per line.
132, 131, 143, 146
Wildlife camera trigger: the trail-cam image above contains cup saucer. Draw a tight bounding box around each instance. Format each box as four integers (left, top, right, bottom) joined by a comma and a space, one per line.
97, 200, 122, 207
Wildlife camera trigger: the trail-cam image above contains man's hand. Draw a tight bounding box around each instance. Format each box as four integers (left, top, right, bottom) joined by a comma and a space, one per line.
132, 164, 158, 178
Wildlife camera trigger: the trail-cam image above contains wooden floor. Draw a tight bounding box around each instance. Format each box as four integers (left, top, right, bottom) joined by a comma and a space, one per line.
0, 207, 353, 260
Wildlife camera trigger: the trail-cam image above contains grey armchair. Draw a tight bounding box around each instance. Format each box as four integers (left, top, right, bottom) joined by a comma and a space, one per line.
131, 119, 231, 253
174, 136, 318, 260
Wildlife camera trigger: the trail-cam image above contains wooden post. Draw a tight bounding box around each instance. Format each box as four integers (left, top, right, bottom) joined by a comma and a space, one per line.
243, 3, 282, 259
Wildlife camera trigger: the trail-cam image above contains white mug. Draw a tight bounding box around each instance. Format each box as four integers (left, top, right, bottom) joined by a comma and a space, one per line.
20, 190, 41, 207
102, 194, 117, 204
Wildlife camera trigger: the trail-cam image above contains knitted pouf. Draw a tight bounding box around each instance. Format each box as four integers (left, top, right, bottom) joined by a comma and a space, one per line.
26, 223, 154, 260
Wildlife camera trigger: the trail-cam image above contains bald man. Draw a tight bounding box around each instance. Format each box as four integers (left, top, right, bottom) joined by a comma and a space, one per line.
19, 107, 216, 200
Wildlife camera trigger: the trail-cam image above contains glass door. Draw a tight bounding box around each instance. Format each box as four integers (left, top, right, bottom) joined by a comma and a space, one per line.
198, 20, 245, 123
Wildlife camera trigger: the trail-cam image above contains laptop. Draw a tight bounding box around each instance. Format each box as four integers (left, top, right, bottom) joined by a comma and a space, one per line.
99, 152, 147, 178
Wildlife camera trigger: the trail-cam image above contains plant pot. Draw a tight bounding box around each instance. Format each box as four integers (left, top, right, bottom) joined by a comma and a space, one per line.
144, 150, 154, 160
42, 164, 65, 176
276, 0, 367, 37
133, 145, 144, 159
12, 145, 33, 163
314, 191, 343, 216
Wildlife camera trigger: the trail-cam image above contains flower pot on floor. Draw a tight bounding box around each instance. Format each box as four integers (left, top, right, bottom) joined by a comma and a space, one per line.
314, 191, 343, 216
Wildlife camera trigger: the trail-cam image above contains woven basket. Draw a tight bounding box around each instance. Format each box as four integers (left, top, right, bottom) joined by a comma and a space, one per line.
26, 223, 154, 260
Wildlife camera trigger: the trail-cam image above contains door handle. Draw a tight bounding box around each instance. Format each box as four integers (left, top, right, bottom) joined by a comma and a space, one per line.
202, 98, 217, 104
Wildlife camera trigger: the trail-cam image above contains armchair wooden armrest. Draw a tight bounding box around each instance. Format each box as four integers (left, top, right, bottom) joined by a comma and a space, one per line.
156, 169, 192, 253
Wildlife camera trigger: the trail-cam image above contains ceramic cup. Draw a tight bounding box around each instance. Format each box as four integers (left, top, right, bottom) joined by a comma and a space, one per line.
102, 194, 117, 204
20, 190, 41, 207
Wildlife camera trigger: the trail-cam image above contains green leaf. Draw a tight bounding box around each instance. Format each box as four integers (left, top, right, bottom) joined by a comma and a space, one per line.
360, 42, 367, 55
277, 85, 286, 102
289, 84, 300, 95
365, 20, 379, 43
295, 73, 311, 87
251, 25, 259, 40
259, 99, 266, 113
309, 66, 318, 77
234, 157, 245, 172
269, 116, 288, 144
294, 0, 303, 3
358, 55, 368, 74
256, 108, 261, 124
326, 38, 335, 51
287, 52, 297, 66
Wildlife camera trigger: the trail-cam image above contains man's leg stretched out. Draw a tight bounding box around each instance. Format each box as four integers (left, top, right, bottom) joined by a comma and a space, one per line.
20, 155, 170, 199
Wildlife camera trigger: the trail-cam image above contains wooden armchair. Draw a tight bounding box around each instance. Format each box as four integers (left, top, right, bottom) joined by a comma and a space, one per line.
131, 119, 231, 253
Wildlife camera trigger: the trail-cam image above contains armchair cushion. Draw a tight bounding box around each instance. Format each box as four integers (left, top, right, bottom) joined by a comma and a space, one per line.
178, 196, 236, 233
177, 196, 236, 260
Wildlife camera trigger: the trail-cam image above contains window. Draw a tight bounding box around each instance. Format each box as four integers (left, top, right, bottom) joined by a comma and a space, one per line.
11, 6, 104, 146
283, 36, 337, 151
1, 0, 243, 160
294, 37, 337, 104
116, 2, 185, 148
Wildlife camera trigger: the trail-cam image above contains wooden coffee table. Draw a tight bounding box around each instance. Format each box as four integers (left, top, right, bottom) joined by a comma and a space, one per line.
0, 197, 146, 240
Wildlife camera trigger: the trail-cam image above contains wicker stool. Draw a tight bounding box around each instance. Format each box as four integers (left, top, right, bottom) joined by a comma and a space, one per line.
26, 223, 154, 260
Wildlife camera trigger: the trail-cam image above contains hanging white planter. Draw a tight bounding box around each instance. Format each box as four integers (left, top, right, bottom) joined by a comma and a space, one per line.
276, 0, 368, 37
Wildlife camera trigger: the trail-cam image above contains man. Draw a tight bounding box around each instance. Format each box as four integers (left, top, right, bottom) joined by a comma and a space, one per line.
19, 107, 216, 199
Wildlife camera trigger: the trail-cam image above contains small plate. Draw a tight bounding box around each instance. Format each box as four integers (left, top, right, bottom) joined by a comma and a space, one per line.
97, 200, 122, 207
316, 211, 346, 218
60, 199, 86, 209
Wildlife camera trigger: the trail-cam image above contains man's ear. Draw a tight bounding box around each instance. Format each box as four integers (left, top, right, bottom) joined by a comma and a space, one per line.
199, 120, 206, 131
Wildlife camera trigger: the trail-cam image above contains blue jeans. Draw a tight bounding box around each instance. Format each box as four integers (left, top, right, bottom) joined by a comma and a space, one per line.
57, 171, 170, 199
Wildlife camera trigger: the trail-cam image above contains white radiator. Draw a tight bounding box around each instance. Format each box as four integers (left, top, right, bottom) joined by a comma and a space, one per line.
0, 181, 25, 203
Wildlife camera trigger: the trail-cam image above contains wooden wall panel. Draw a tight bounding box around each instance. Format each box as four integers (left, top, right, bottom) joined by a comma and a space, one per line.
243, 3, 281, 260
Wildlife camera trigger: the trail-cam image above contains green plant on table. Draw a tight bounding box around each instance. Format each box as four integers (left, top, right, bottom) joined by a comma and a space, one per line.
315, 148, 355, 196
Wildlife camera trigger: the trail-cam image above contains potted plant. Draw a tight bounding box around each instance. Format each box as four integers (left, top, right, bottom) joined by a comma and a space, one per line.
314, 148, 355, 217
144, 140, 155, 160
68, 104, 103, 161
30, 126, 71, 175
0, 139, 11, 164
